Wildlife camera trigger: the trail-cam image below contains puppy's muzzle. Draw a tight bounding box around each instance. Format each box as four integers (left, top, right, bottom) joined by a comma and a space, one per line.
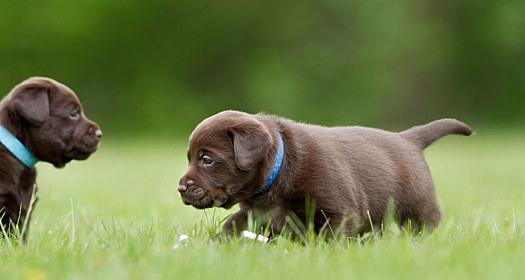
178, 178, 191, 193
67, 122, 103, 161
178, 179, 205, 199
83, 123, 102, 147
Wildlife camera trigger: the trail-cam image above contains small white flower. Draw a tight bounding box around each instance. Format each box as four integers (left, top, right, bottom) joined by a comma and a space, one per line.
179, 234, 189, 242
173, 234, 190, 251
241, 231, 269, 243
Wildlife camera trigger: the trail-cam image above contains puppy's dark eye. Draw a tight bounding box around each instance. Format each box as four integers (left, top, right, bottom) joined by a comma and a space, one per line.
202, 155, 215, 167
69, 111, 80, 120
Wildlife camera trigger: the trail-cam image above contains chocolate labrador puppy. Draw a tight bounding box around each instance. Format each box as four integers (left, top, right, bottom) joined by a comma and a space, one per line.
179, 110, 472, 236
0, 77, 102, 237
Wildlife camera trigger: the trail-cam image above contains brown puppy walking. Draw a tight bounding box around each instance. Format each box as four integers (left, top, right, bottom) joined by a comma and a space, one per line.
0, 77, 102, 237
179, 110, 472, 236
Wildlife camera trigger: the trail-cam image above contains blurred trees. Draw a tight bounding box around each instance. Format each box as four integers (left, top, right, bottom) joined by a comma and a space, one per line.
1, 0, 523, 136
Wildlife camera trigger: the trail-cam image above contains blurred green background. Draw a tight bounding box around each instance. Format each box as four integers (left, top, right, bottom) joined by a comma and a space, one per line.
1, 2, 524, 278
1, 1, 524, 136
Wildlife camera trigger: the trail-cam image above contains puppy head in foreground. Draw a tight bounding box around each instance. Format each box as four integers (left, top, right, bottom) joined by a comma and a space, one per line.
179, 111, 275, 209
0, 77, 102, 168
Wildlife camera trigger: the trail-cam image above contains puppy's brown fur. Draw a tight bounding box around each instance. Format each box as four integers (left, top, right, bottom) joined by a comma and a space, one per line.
179, 110, 472, 235
0, 77, 101, 237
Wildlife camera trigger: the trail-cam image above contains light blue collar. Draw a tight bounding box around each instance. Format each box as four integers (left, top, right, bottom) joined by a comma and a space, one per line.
0, 125, 38, 168
256, 133, 284, 195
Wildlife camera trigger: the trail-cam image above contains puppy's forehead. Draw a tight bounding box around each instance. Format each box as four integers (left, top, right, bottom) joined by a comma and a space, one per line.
50, 89, 81, 109
46, 80, 81, 105
189, 111, 251, 151
19, 77, 81, 106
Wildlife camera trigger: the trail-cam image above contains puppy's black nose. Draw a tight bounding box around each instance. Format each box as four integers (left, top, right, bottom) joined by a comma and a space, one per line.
179, 177, 193, 193
88, 125, 103, 139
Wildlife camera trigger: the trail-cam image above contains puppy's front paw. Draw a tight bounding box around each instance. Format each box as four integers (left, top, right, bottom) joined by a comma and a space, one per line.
222, 211, 248, 238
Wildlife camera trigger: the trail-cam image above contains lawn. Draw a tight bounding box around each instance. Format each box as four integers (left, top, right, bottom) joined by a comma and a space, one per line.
1, 131, 524, 279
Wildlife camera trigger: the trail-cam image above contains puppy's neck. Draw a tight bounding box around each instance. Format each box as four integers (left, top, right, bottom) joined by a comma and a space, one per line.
0, 108, 22, 139
249, 116, 305, 201
0, 109, 35, 172
0, 105, 39, 149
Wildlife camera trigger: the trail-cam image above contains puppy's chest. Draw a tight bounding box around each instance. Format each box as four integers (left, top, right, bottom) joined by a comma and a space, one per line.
245, 196, 289, 218
0, 163, 36, 199
19, 169, 37, 191
246, 199, 276, 212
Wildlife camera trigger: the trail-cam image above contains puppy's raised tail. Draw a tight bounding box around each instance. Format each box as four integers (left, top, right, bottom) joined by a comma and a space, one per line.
400, 118, 474, 149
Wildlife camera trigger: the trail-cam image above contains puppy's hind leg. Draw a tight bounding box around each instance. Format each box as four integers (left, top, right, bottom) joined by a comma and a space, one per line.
400, 189, 442, 233
416, 198, 441, 232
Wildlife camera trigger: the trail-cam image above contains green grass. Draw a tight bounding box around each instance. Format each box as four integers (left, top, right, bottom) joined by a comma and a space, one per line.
1, 131, 524, 279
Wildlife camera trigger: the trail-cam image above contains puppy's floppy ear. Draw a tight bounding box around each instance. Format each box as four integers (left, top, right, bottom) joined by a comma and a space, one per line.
229, 117, 273, 171
10, 80, 50, 126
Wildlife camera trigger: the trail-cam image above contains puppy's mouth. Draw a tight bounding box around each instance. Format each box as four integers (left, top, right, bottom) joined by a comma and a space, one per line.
180, 185, 229, 209
66, 143, 99, 161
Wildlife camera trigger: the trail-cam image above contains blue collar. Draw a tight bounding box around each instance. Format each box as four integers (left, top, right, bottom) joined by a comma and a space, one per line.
0, 125, 38, 168
256, 133, 285, 195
